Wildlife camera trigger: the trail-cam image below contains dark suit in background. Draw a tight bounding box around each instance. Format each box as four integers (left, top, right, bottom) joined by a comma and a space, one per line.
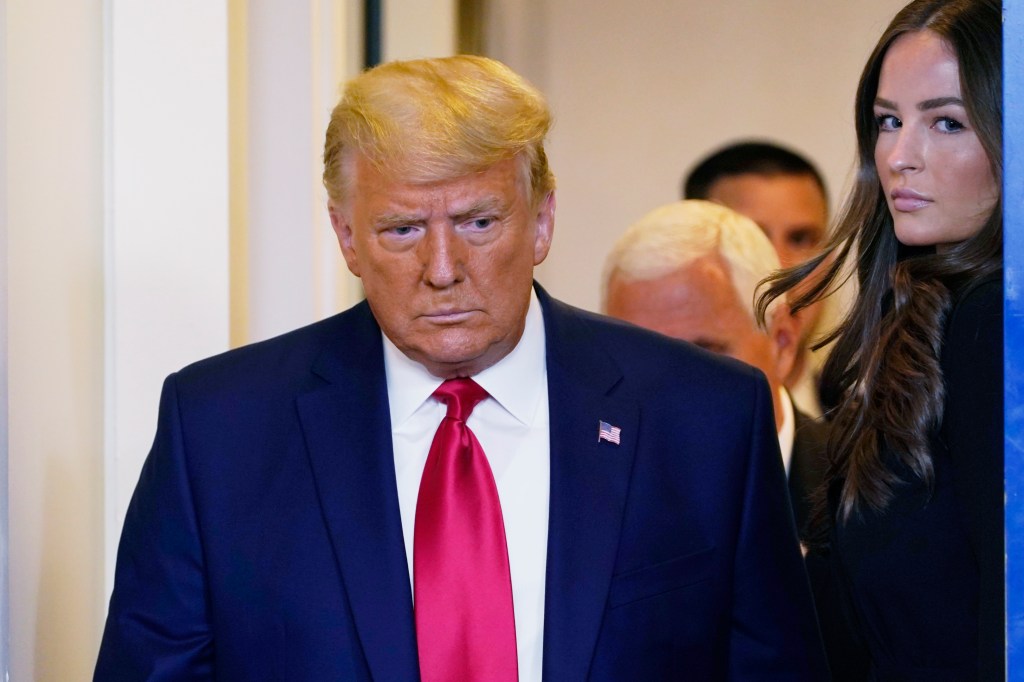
789, 404, 829, 542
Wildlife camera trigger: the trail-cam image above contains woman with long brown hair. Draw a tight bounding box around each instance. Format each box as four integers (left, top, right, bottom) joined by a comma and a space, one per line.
758, 0, 1002, 678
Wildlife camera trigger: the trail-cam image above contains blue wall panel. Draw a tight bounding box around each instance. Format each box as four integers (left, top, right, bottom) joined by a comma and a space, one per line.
1006, 0, 1023, 678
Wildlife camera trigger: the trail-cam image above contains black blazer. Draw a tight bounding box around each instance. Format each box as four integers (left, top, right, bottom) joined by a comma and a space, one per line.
813, 273, 1003, 681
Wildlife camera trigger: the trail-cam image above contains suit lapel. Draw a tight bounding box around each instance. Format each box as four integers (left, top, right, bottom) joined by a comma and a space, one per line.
537, 289, 639, 681
788, 408, 811, 500
788, 407, 825, 500
297, 303, 420, 681
788, 406, 829, 536
296, 290, 641, 680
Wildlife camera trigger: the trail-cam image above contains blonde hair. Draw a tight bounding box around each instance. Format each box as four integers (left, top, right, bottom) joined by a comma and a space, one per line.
603, 200, 784, 324
323, 55, 555, 206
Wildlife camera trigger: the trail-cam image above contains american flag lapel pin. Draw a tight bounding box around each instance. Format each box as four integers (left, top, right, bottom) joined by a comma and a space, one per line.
598, 420, 621, 445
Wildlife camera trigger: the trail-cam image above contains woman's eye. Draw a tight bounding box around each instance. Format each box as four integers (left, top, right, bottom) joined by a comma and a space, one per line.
875, 113, 901, 131
935, 116, 965, 133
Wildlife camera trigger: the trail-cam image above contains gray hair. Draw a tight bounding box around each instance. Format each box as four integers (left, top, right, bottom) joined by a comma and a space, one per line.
602, 200, 784, 324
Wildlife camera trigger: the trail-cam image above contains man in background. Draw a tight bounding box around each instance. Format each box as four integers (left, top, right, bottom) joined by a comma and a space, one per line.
683, 141, 830, 417
604, 200, 827, 540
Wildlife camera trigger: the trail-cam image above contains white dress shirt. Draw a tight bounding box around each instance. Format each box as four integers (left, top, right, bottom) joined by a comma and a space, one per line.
788, 363, 822, 418
385, 290, 550, 682
777, 386, 796, 477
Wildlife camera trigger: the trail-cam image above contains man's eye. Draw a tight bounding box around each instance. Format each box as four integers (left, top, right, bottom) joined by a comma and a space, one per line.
390, 225, 415, 236
697, 341, 729, 355
469, 217, 495, 230
787, 230, 821, 249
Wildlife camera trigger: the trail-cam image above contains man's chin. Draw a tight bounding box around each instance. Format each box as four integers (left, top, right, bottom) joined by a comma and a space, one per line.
407, 337, 512, 379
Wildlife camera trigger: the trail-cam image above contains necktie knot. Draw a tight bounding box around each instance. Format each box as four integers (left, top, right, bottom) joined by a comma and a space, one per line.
433, 378, 489, 422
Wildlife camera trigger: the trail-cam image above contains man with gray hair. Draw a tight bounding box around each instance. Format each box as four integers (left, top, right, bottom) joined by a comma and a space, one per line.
96, 57, 826, 680
604, 200, 827, 541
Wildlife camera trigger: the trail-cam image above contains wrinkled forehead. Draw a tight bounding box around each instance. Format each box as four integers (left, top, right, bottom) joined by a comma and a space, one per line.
339, 149, 534, 208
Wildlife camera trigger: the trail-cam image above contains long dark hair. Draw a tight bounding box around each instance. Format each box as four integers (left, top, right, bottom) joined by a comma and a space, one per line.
757, 0, 1002, 530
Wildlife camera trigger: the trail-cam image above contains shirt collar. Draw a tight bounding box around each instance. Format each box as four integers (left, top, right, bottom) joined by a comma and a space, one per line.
777, 386, 795, 476
383, 289, 547, 428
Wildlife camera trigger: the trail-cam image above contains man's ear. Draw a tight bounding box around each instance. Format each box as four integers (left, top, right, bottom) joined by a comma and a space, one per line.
533, 191, 555, 266
769, 303, 801, 384
328, 200, 361, 278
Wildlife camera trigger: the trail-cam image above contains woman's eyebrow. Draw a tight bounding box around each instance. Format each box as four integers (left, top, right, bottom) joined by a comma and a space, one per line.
918, 96, 965, 110
873, 95, 965, 111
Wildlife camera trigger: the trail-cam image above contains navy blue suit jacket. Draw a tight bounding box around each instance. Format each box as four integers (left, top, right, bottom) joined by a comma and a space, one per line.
96, 286, 827, 680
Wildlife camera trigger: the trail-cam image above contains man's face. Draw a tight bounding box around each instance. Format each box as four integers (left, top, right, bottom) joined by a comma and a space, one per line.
605, 256, 795, 431
706, 172, 828, 348
705, 173, 827, 270
329, 155, 554, 379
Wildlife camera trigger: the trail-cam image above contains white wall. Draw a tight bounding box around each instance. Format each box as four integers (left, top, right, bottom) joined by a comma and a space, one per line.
0, 0, 9, 675
105, 0, 232, 592
7, 1, 233, 678
243, 1, 321, 341
489, 0, 907, 312
238, 0, 364, 345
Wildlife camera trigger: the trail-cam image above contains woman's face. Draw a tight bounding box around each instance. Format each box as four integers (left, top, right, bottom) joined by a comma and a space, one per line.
873, 30, 998, 252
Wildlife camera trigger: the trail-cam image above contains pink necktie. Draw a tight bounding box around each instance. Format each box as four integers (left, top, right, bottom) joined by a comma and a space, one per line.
414, 378, 518, 682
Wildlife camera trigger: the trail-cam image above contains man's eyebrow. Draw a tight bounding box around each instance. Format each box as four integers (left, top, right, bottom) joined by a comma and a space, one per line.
372, 197, 510, 226
874, 96, 965, 110
373, 211, 426, 227
450, 197, 507, 222
790, 224, 826, 234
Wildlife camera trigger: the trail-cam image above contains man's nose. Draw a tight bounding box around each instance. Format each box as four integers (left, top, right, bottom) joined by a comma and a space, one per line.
420, 227, 464, 288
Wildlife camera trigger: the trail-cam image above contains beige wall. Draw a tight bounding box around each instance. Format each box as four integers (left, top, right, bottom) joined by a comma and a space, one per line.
3, 0, 913, 677
489, 0, 906, 313
7, 1, 106, 679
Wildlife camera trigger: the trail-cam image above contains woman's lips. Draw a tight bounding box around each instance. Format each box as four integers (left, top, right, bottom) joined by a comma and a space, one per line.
891, 189, 932, 212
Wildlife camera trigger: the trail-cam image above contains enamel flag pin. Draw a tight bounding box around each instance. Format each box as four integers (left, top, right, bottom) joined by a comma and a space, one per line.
598, 420, 621, 445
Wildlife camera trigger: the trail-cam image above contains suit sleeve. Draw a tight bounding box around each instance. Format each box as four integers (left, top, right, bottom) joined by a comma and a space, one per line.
94, 374, 214, 681
728, 375, 829, 680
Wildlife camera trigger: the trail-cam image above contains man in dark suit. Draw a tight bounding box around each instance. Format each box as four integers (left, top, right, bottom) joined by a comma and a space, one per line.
95, 56, 826, 680
603, 200, 827, 542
